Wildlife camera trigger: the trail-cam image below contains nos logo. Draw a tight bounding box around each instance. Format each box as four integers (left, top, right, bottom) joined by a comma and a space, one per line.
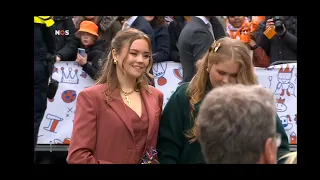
55, 30, 69, 36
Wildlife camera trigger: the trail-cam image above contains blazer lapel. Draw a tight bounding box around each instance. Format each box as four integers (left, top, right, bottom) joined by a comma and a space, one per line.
103, 88, 135, 139
140, 88, 156, 140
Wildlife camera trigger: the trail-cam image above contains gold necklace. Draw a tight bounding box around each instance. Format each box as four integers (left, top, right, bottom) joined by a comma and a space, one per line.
120, 88, 135, 105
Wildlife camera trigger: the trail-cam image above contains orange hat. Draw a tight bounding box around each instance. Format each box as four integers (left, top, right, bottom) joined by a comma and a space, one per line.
76, 20, 99, 38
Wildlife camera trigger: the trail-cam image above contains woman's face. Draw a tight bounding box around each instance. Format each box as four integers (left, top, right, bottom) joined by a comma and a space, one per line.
228, 16, 245, 28
114, 39, 151, 79
209, 60, 240, 88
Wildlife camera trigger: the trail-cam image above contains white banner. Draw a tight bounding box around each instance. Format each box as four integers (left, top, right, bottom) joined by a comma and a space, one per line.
38, 61, 297, 145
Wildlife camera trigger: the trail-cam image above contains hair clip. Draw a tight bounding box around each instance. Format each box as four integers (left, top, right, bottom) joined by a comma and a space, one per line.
214, 43, 221, 52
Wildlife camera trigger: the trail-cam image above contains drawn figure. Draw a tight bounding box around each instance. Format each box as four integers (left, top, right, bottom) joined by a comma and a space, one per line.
61, 90, 77, 103
53, 66, 58, 73
280, 115, 293, 131
294, 73, 297, 84
294, 114, 297, 124
43, 114, 63, 133
153, 62, 167, 86
80, 71, 87, 78
268, 76, 272, 89
276, 97, 287, 112
54, 138, 71, 144
73, 62, 80, 67
61, 67, 79, 84
290, 132, 297, 144
173, 66, 183, 85
275, 65, 295, 97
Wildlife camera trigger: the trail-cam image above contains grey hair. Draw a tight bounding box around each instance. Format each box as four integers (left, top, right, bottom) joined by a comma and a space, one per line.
197, 84, 277, 164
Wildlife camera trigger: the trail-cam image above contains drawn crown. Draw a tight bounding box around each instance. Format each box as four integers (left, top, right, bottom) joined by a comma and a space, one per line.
61, 67, 79, 84
277, 97, 285, 104
279, 65, 294, 73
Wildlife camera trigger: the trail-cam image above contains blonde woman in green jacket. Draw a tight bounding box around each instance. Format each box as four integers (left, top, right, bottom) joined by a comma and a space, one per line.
156, 37, 290, 164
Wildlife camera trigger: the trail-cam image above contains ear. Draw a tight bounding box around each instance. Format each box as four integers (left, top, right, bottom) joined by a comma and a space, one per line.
263, 137, 277, 164
112, 49, 117, 60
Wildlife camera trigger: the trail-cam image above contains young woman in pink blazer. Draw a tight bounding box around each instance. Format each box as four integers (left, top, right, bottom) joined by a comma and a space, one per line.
67, 28, 163, 164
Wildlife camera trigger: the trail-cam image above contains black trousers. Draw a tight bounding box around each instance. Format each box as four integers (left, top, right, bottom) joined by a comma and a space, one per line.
34, 60, 49, 160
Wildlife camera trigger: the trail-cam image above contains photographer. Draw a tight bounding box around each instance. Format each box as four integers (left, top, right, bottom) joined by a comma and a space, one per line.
34, 16, 56, 161
255, 16, 297, 64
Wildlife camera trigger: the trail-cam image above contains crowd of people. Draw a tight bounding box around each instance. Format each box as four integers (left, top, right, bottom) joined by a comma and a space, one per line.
34, 16, 297, 164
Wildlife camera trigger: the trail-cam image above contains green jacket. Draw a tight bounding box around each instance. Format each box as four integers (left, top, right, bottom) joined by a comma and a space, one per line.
157, 83, 290, 164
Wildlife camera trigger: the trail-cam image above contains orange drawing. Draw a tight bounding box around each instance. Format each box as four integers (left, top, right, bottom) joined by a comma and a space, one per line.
43, 114, 63, 133
152, 62, 167, 86
157, 77, 167, 86
290, 132, 297, 144
173, 66, 183, 85
54, 138, 71, 144
276, 97, 287, 112
275, 65, 295, 97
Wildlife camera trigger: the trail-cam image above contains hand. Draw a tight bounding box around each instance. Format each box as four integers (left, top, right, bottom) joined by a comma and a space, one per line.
266, 18, 275, 29
56, 55, 61, 62
248, 39, 257, 48
76, 53, 88, 66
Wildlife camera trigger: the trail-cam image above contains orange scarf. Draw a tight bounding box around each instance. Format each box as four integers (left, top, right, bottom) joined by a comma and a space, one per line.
226, 17, 251, 42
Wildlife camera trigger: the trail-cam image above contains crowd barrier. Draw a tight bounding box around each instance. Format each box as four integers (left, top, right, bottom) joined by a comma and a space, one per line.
37, 61, 297, 147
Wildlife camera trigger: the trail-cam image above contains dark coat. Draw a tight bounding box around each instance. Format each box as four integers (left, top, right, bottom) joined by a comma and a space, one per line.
53, 16, 79, 61
255, 16, 297, 64
177, 17, 214, 82
79, 40, 107, 80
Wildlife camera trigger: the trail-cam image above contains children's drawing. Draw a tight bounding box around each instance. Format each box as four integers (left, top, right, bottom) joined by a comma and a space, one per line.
173, 66, 183, 85
280, 115, 293, 131
274, 65, 295, 97
43, 114, 63, 133
290, 132, 297, 144
53, 66, 58, 73
61, 90, 77, 103
268, 76, 272, 89
66, 107, 75, 118
61, 67, 79, 84
80, 71, 87, 78
54, 137, 71, 144
276, 97, 287, 112
153, 62, 168, 86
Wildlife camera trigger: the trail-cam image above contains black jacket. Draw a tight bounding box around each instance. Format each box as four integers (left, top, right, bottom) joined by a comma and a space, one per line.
256, 16, 297, 64
52, 16, 80, 61
34, 23, 56, 61
80, 40, 107, 80
131, 16, 156, 51
168, 16, 187, 62
152, 25, 170, 63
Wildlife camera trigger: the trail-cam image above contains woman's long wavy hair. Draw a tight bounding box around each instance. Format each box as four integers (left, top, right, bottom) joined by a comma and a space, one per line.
185, 37, 259, 143
95, 28, 154, 102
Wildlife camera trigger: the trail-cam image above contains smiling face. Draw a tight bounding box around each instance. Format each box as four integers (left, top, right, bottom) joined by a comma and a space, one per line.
228, 16, 246, 28
113, 38, 151, 79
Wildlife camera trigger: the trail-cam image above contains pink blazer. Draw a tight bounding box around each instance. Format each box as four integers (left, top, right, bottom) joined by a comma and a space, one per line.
67, 84, 163, 164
